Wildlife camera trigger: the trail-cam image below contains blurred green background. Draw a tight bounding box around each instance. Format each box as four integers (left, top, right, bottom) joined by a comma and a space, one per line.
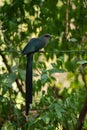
0, 0, 87, 130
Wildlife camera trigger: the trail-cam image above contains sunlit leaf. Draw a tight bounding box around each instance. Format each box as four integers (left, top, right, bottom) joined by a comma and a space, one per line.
70, 38, 78, 42
77, 60, 87, 65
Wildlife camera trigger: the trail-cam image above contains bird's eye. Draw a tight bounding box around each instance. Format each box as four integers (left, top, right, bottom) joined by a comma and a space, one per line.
44, 35, 50, 37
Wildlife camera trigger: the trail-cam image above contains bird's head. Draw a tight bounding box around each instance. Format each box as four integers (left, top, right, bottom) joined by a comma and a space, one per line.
39, 34, 52, 44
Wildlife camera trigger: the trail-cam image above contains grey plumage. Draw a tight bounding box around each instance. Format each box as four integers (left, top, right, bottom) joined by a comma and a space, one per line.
22, 34, 52, 115
22, 34, 52, 54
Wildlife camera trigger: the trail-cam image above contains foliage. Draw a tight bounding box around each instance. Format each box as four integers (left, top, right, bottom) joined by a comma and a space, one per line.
0, 0, 87, 130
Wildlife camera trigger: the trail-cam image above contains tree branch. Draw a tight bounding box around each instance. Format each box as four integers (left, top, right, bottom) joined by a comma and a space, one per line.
65, 0, 69, 41
76, 63, 87, 130
0, 52, 24, 95
76, 94, 87, 130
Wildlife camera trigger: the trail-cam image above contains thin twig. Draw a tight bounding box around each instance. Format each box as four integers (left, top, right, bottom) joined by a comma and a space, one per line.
65, 0, 69, 41
0, 50, 87, 54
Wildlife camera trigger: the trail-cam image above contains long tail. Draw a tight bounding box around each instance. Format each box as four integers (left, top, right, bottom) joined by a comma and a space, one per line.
26, 54, 33, 115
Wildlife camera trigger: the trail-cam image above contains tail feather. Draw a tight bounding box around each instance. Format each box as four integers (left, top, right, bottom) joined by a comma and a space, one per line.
26, 54, 33, 115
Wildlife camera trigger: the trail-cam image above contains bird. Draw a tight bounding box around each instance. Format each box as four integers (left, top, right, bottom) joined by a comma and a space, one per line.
22, 34, 52, 115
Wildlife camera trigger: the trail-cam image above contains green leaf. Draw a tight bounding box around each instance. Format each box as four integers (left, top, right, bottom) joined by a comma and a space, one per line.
33, 73, 39, 77
77, 60, 87, 65
70, 38, 78, 42
48, 68, 66, 74
1, 121, 14, 130
42, 115, 50, 124
18, 68, 26, 80
54, 104, 62, 119
41, 74, 48, 84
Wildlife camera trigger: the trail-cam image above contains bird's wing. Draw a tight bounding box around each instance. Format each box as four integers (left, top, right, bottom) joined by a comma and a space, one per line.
22, 38, 45, 54
22, 38, 37, 54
